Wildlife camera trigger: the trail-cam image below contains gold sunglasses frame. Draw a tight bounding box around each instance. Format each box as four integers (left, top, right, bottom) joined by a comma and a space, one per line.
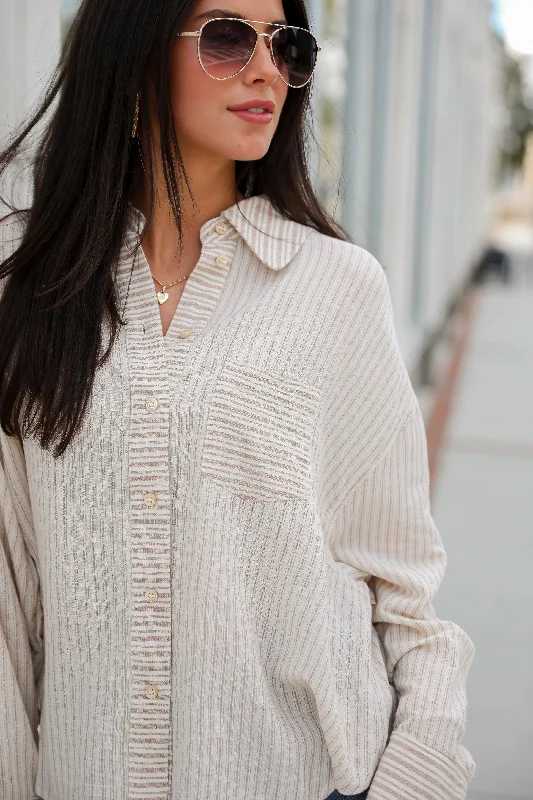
176, 18, 321, 88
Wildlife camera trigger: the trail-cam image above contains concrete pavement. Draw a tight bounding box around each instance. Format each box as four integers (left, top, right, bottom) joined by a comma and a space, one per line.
424, 266, 533, 799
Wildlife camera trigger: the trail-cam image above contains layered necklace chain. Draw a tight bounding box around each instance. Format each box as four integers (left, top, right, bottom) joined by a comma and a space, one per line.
136, 141, 193, 305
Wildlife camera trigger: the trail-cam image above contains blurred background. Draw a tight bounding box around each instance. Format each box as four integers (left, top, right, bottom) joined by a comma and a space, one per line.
1, 1, 532, 798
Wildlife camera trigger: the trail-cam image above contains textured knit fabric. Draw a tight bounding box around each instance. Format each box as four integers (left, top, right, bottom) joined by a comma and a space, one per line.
0, 193, 475, 800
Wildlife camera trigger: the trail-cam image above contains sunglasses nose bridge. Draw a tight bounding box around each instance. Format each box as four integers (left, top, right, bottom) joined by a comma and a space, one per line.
253, 31, 278, 67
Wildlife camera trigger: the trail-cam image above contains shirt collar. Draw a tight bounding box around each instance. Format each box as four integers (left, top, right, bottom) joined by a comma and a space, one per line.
126, 193, 312, 272
219, 194, 312, 271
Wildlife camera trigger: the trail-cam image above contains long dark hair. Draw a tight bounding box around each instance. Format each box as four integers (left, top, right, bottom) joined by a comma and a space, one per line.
0, 0, 352, 458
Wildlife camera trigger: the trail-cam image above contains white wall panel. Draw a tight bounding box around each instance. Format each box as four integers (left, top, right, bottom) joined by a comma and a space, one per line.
341, 0, 501, 370
0, 0, 61, 210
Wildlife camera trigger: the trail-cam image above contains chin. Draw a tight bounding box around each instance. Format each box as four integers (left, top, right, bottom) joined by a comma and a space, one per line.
226, 140, 274, 162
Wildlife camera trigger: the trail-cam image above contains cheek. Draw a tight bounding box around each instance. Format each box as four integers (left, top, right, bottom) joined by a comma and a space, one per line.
278, 85, 289, 110
170, 46, 216, 124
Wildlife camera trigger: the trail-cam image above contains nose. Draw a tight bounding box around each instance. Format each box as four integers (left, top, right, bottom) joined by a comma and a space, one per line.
247, 33, 279, 80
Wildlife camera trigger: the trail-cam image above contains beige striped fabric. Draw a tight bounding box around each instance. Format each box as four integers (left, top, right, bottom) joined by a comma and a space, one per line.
0, 193, 475, 800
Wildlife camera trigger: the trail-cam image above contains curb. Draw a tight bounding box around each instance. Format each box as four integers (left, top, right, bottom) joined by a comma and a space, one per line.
425, 285, 480, 500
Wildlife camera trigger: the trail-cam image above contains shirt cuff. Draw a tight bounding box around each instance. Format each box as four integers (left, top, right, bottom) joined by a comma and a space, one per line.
367, 731, 473, 800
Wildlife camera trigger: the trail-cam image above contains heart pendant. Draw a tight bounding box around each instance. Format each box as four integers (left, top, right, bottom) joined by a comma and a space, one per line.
157, 291, 169, 305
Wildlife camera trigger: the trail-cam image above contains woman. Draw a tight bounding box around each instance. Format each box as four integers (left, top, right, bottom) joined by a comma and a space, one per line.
0, 1, 475, 798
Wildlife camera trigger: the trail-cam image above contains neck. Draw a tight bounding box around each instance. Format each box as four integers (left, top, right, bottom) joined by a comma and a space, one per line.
129, 140, 245, 276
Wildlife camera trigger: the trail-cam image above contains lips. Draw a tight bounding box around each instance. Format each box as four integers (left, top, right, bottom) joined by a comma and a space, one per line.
228, 99, 275, 113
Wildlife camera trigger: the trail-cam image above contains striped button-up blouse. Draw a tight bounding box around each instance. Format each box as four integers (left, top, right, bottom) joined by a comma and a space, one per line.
0, 193, 475, 800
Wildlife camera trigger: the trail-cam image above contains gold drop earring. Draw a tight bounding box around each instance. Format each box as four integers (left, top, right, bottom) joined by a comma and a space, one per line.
131, 93, 140, 138
131, 94, 149, 181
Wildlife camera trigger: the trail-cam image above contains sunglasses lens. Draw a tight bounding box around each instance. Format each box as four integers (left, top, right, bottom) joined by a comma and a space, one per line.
272, 27, 318, 87
199, 20, 318, 86
199, 19, 257, 79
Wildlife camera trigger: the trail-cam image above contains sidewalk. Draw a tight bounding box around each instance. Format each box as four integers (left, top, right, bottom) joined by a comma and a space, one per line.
422, 265, 533, 799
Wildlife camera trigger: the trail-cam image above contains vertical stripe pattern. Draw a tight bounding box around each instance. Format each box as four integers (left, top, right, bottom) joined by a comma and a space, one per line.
0, 195, 475, 800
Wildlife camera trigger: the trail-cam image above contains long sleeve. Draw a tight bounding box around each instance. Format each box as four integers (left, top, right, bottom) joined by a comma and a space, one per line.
0, 429, 44, 800
316, 248, 475, 799
329, 401, 475, 799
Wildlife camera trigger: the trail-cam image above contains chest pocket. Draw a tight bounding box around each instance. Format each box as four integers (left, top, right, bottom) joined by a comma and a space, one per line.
201, 360, 322, 502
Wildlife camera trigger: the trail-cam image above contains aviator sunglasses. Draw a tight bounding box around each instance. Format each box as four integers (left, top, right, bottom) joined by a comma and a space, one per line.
176, 17, 321, 88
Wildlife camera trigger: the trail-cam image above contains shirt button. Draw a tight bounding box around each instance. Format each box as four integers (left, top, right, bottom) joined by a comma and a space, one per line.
215, 223, 227, 234
144, 493, 158, 508
145, 397, 159, 412
179, 329, 192, 339
145, 589, 159, 602
145, 684, 159, 699
216, 255, 229, 267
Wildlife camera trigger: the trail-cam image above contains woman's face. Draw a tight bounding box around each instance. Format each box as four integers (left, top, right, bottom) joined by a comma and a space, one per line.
169, 0, 290, 164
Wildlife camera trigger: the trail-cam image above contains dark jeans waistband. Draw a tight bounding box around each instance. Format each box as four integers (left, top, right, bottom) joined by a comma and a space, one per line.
324, 790, 369, 800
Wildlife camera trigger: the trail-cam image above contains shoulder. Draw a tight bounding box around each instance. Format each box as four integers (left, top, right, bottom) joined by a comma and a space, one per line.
308, 230, 415, 409
304, 229, 393, 321
306, 229, 387, 283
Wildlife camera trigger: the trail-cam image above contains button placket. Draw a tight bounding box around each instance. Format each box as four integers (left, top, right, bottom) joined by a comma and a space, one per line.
152, 219, 238, 351
126, 363, 173, 795
120, 216, 243, 796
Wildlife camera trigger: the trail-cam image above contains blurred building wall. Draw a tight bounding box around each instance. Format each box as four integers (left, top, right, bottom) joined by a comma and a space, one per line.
0, 0, 61, 212
315, 0, 502, 371
0, 0, 61, 137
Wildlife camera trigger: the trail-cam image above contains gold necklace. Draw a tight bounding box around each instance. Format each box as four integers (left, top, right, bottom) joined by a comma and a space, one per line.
151, 272, 192, 305
134, 141, 192, 305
